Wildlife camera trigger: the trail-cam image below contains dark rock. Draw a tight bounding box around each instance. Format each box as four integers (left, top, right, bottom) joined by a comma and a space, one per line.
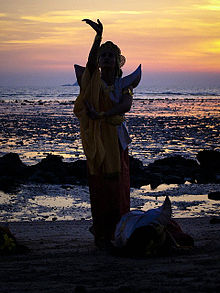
208, 191, 220, 200
196, 150, 220, 183
0, 151, 219, 193
210, 217, 220, 224
197, 150, 220, 171
0, 153, 27, 193
149, 155, 198, 168
36, 153, 63, 168
163, 175, 185, 185
75, 286, 88, 293
32, 154, 66, 179
0, 153, 27, 177
150, 173, 163, 190
115, 286, 135, 293
129, 156, 150, 188
130, 173, 151, 188
146, 155, 198, 186
147, 155, 198, 175
67, 160, 87, 178
0, 153, 88, 192
28, 170, 60, 184
29, 154, 87, 185
0, 176, 20, 194
195, 169, 220, 184
129, 156, 144, 170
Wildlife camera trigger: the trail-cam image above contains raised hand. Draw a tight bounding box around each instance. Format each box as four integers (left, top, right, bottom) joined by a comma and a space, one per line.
82, 19, 103, 36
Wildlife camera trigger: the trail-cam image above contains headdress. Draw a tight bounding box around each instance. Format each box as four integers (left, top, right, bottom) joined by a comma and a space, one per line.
98, 41, 126, 68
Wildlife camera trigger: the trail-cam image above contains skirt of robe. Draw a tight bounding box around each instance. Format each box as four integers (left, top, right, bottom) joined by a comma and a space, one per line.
88, 147, 130, 242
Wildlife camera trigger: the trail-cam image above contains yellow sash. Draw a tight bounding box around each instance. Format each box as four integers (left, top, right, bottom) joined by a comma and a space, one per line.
73, 66, 122, 175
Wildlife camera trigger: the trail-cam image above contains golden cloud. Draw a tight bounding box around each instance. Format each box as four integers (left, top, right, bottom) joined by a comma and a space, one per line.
194, 0, 220, 10
21, 9, 153, 24
1, 3, 220, 72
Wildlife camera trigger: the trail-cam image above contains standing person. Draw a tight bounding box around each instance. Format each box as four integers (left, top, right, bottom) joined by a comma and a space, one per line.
74, 19, 141, 248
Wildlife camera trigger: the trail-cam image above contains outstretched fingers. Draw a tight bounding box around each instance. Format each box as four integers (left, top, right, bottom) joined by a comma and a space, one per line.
97, 19, 103, 29
82, 18, 92, 24
82, 19, 103, 35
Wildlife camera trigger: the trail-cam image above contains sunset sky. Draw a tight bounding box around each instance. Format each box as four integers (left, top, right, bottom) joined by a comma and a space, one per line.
1, 0, 220, 86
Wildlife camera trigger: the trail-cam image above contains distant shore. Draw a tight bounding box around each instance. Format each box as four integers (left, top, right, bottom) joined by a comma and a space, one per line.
0, 217, 220, 292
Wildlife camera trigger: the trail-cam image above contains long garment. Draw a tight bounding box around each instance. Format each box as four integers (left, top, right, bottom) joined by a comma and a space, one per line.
88, 145, 130, 242
74, 65, 132, 242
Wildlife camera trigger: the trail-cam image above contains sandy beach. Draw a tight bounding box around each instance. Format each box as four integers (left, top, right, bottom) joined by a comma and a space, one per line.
1, 217, 220, 293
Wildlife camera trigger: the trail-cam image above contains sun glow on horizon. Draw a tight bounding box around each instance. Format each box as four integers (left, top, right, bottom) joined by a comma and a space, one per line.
0, 0, 220, 85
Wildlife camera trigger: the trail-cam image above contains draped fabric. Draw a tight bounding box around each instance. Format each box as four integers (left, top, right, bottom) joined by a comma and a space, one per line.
88, 146, 130, 242
74, 65, 131, 244
73, 66, 122, 175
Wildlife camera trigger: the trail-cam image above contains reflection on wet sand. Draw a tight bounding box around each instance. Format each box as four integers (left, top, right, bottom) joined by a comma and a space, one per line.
0, 183, 219, 222
131, 183, 220, 218
129, 97, 220, 117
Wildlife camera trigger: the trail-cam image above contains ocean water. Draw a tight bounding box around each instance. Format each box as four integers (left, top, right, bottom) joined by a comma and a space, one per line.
0, 85, 219, 165
0, 85, 220, 221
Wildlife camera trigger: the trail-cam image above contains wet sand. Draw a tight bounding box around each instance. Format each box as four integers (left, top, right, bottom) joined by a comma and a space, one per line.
1, 97, 219, 166
1, 183, 220, 222
1, 217, 220, 292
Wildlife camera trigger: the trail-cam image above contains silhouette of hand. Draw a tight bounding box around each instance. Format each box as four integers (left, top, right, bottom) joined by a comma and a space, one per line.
82, 19, 103, 36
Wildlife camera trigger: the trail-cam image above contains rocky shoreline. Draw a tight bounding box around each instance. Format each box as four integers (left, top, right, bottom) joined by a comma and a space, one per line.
0, 150, 220, 194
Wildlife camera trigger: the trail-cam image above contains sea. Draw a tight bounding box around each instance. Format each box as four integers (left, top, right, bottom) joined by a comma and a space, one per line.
0, 85, 220, 222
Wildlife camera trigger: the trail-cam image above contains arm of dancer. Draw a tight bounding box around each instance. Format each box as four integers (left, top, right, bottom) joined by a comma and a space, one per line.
104, 87, 133, 117
82, 19, 103, 75
85, 86, 133, 120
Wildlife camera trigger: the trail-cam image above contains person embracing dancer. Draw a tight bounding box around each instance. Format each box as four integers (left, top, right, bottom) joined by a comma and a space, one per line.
74, 19, 141, 249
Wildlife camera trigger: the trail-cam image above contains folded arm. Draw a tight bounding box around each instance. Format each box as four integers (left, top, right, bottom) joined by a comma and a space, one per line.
105, 91, 133, 117
86, 87, 133, 120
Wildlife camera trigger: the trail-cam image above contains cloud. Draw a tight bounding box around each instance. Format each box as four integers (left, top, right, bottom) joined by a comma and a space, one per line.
1, 3, 220, 74
21, 9, 153, 24
194, 0, 220, 10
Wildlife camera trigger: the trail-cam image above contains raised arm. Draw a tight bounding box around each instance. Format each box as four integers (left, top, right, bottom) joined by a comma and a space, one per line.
82, 19, 103, 75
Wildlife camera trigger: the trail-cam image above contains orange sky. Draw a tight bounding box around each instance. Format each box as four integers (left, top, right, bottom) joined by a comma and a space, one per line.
0, 0, 220, 85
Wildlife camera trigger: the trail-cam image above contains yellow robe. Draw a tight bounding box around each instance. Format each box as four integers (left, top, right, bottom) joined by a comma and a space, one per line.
73, 66, 123, 175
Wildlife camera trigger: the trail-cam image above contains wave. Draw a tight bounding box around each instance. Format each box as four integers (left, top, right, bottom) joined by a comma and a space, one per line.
1, 86, 220, 101
136, 91, 220, 97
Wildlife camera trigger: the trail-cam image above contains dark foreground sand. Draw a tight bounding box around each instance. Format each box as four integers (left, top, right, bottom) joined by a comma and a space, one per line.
0, 218, 220, 293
